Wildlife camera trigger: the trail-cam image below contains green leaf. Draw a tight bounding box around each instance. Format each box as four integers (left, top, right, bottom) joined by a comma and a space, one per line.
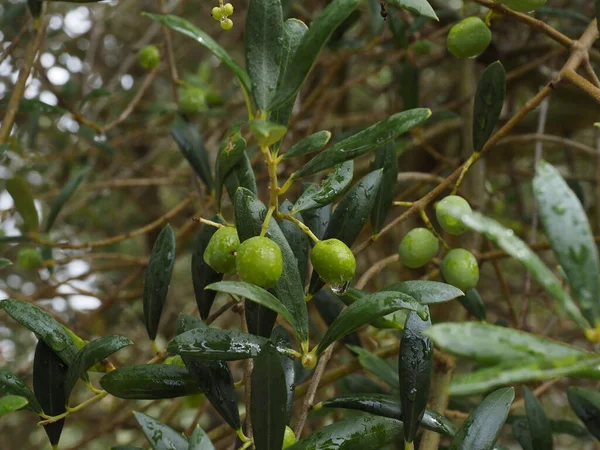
370, 144, 398, 233
172, 119, 213, 190
292, 161, 353, 214
0, 395, 28, 417
188, 427, 215, 450
567, 386, 600, 440
249, 120, 288, 148
224, 152, 258, 201
450, 388, 515, 450
294, 109, 431, 179
534, 160, 600, 325
251, 343, 287, 450
316, 291, 429, 355
0, 371, 42, 413
133, 411, 188, 450
313, 289, 361, 347
65, 335, 132, 403
338, 288, 405, 329
398, 62, 420, 110
451, 353, 600, 396
386, 0, 438, 20
381, 280, 464, 304
245, 0, 283, 111
19, 98, 65, 114
512, 418, 534, 450
0, 299, 78, 365
473, 61, 506, 152
6, 177, 39, 232
458, 287, 487, 321
399, 311, 433, 443
523, 387, 554, 450
215, 126, 247, 210
282, 130, 331, 160
45, 168, 88, 232
444, 206, 588, 329
0, 258, 12, 269
270, 326, 296, 424
100, 365, 201, 399
143, 224, 176, 340
268, 0, 362, 110
317, 394, 457, 436
33, 340, 67, 447
346, 345, 398, 389
278, 200, 310, 286
302, 188, 331, 241
145, 14, 251, 96
287, 415, 403, 450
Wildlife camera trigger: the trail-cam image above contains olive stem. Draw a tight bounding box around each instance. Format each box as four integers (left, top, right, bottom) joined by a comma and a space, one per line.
260, 205, 276, 237
277, 212, 320, 244
40, 391, 108, 424
393, 201, 414, 207
451, 153, 479, 195
192, 217, 225, 229
260, 145, 281, 235
278, 173, 295, 195
418, 209, 449, 250
236, 428, 251, 443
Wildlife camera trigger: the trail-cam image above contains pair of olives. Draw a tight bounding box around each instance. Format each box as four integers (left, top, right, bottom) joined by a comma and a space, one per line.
398, 196, 479, 292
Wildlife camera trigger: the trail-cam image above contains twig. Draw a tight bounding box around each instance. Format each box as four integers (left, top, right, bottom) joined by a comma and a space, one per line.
355, 254, 399, 289
0, 22, 29, 66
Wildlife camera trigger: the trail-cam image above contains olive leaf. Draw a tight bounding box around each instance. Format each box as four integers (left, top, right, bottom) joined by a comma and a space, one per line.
473, 61, 506, 152
0, 395, 28, 417
278, 200, 310, 286
338, 288, 405, 329
215, 126, 247, 210
0, 370, 43, 414
271, 326, 296, 424
249, 120, 288, 148
6, 177, 39, 232
346, 345, 398, 389
523, 387, 554, 450
282, 130, 331, 160
386, 0, 438, 20
171, 118, 213, 190
224, 152, 258, 201
188, 426, 215, 450
567, 387, 600, 440
45, 168, 88, 232
381, 280, 464, 303
0, 258, 12, 269
370, 144, 398, 234
457, 287, 487, 321
133, 411, 189, 450
313, 289, 361, 348
301, 186, 332, 242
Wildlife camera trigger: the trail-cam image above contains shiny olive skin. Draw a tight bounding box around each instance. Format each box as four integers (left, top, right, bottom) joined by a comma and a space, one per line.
236, 236, 283, 288
447, 17, 491, 59
311, 239, 356, 286
399, 228, 439, 268
435, 195, 472, 235
440, 248, 480, 292
203, 227, 240, 274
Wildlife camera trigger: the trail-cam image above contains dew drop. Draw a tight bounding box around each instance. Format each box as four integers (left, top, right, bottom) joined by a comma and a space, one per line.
330, 280, 350, 295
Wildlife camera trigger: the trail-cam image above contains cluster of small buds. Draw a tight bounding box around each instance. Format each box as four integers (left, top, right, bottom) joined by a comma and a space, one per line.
211, 2, 234, 30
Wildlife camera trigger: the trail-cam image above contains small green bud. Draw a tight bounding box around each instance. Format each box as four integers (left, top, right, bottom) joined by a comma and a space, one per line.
220, 18, 233, 30
138, 45, 160, 70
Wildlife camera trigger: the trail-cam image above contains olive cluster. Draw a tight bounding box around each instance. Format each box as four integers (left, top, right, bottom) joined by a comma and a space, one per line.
211, 2, 235, 30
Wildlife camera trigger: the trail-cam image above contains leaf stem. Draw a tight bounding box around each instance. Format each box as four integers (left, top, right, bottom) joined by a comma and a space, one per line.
277, 212, 320, 243
192, 217, 225, 229
418, 209, 449, 250
260, 205, 276, 237
278, 174, 295, 195
41, 391, 108, 424
452, 153, 479, 195
394, 201, 414, 207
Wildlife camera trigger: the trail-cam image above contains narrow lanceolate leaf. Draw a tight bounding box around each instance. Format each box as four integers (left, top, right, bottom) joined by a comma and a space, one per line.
287, 415, 403, 450
291, 160, 353, 214
450, 388, 515, 450
100, 365, 201, 399
249, 120, 288, 148
534, 160, 600, 325
234, 188, 309, 342
278, 200, 310, 286
316, 291, 429, 355
251, 343, 287, 450
133, 411, 189, 450
293, 109, 431, 179
302, 187, 331, 242
0, 299, 78, 365
0, 395, 28, 417
34, 340, 68, 447
346, 345, 398, 389
145, 14, 251, 95
317, 394, 457, 436
65, 335, 132, 403
567, 387, 600, 440
188, 427, 215, 450
269, 0, 361, 110
370, 144, 398, 234
224, 152, 258, 201
245, 0, 283, 111
338, 288, 405, 329
458, 287, 487, 321
271, 326, 296, 424
0, 258, 12, 269
313, 289, 361, 348
143, 224, 176, 340
450, 353, 600, 396
386, 0, 438, 20
191, 218, 224, 320
444, 207, 588, 329
0, 370, 42, 413
282, 130, 331, 160
523, 387, 554, 450
215, 126, 247, 210
381, 280, 464, 304
472, 61, 506, 152
399, 311, 433, 443
45, 168, 88, 232
172, 119, 213, 190
6, 177, 39, 232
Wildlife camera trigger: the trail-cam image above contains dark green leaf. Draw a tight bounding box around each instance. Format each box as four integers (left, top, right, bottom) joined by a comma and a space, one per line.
45, 168, 88, 232
398, 62, 420, 110
313, 289, 361, 348
271, 326, 296, 425
523, 386, 553, 450
301, 188, 331, 241
133, 411, 188, 450
338, 288, 405, 329
450, 387, 515, 450
0, 370, 42, 413
473, 61, 506, 152
34, 340, 67, 447
245, 0, 283, 111
458, 288, 487, 321
370, 144, 398, 234
215, 126, 247, 210
0, 395, 28, 417
346, 345, 398, 389
172, 119, 213, 190
282, 130, 331, 160
534, 160, 600, 325
145, 14, 251, 95
0, 258, 12, 269
188, 427, 215, 450
100, 365, 201, 399
287, 415, 403, 450
278, 200, 310, 286
143, 224, 176, 340
512, 418, 534, 450
342, 374, 389, 396
251, 343, 287, 450
567, 387, 600, 440
249, 120, 287, 148
386, 0, 438, 20
381, 280, 464, 304
65, 335, 132, 403
6, 177, 39, 232
292, 161, 353, 213
0, 299, 78, 365
224, 152, 258, 201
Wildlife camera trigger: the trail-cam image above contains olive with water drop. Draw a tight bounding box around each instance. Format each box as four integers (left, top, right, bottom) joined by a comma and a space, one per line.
236, 236, 283, 288
435, 195, 472, 235
311, 239, 356, 288
440, 248, 479, 292
203, 226, 240, 274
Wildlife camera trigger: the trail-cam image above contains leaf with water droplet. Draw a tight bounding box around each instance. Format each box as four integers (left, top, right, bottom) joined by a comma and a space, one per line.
282, 130, 331, 160
292, 161, 353, 213
370, 143, 398, 234
0, 370, 42, 414
0, 395, 28, 417
214, 126, 247, 211
133, 411, 189, 450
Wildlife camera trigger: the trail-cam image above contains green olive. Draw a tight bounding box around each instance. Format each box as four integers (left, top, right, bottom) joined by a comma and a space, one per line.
223, 3, 234, 15
203, 227, 240, 274
17, 248, 43, 270
282, 426, 296, 449
447, 17, 492, 59
236, 236, 283, 288
137, 45, 160, 70
311, 239, 355, 287
180, 86, 207, 114
398, 228, 439, 268
440, 248, 479, 292
435, 195, 472, 235
220, 18, 234, 30
211, 6, 223, 20
499, 0, 546, 12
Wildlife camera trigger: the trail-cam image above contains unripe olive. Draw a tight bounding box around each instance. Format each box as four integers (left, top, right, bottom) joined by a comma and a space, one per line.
499, 0, 546, 12
236, 236, 283, 288
180, 86, 207, 114
398, 228, 439, 269
203, 227, 240, 274
223, 3, 234, 15
18, 248, 43, 270
440, 248, 479, 292
282, 426, 296, 449
447, 17, 492, 59
138, 45, 160, 70
311, 239, 356, 287
211, 6, 223, 20
435, 195, 472, 235
220, 18, 233, 30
